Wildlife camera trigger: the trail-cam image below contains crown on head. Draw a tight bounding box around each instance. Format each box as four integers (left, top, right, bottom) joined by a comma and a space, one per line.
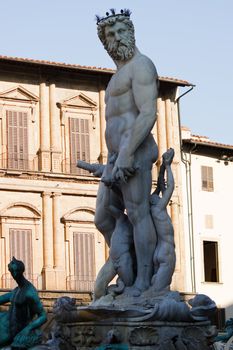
96, 8, 132, 25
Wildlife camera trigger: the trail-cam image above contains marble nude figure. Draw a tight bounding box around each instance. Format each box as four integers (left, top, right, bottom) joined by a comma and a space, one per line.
77, 8, 176, 300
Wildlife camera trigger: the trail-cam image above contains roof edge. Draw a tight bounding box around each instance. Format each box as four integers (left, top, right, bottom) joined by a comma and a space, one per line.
0, 55, 193, 86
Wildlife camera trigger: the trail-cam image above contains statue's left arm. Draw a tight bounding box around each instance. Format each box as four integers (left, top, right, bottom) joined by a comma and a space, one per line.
112, 56, 158, 180
158, 149, 175, 209
0, 291, 12, 304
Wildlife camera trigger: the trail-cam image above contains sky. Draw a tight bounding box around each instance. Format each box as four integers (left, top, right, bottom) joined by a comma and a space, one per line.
0, 0, 232, 145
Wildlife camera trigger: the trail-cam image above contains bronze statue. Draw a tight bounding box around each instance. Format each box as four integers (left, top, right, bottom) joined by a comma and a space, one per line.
0, 257, 47, 349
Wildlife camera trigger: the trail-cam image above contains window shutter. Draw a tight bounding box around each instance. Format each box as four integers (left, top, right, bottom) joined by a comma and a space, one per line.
9, 228, 32, 277
207, 166, 214, 191
73, 232, 95, 290
7, 110, 15, 169
205, 215, 214, 229
201, 166, 214, 191
7, 110, 29, 170
69, 117, 90, 175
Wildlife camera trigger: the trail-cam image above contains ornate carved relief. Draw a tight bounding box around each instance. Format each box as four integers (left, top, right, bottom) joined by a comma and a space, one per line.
70, 326, 101, 347
129, 326, 159, 346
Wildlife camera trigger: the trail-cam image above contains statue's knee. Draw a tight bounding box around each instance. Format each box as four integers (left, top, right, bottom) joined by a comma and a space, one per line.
94, 214, 100, 228
127, 208, 141, 225
94, 215, 105, 232
94, 214, 114, 233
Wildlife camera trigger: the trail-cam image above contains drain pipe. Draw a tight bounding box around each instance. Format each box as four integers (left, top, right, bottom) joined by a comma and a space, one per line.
175, 85, 197, 293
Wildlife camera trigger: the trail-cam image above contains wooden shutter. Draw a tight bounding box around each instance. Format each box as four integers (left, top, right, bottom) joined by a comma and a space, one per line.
7, 110, 29, 170
9, 228, 32, 277
201, 166, 214, 191
73, 232, 95, 290
69, 117, 90, 175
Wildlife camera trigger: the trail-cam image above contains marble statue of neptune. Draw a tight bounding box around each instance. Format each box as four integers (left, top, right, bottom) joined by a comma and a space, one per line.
94, 9, 159, 297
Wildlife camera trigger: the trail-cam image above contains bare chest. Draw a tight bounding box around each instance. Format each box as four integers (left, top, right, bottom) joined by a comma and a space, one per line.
106, 66, 132, 99
11, 287, 27, 306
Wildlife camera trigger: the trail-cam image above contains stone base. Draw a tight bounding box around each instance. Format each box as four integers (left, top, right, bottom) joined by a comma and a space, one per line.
53, 319, 217, 349
43, 292, 217, 349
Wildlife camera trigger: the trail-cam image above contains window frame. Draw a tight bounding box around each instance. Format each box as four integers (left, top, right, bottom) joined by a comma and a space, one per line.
201, 237, 222, 284
201, 165, 214, 192
0, 203, 42, 289
68, 115, 91, 175
6, 109, 29, 170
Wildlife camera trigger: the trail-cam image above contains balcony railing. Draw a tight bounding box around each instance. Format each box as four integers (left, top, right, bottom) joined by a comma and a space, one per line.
1, 273, 42, 289
0, 153, 38, 171
0, 154, 97, 176
66, 275, 95, 292
61, 159, 92, 176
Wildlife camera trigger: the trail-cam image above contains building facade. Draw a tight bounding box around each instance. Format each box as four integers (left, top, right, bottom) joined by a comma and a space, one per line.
181, 128, 233, 322
0, 55, 191, 293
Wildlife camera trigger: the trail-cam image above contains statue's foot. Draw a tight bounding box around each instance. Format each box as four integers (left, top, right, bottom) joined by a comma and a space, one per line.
141, 285, 170, 299
123, 286, 142, 297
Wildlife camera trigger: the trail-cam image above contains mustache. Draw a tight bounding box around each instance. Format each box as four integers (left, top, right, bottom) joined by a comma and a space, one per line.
106, 39, 133, 54
107, 41, 126, 53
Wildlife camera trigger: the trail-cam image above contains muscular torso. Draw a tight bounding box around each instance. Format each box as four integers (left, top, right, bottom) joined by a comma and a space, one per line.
151, 206, 174, 244
105, 60, 138, 153
9, 282, 38, 336
105, 53, 155, 157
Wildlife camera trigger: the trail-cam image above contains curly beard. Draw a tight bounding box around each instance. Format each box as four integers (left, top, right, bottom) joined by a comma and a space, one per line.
105, 32, 135, 61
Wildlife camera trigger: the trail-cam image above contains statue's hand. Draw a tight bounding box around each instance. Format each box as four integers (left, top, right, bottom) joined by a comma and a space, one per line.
13, 326, 32, 346
162, 148, 174, 166
112, 152, 135, 183
14, 326, 31, 338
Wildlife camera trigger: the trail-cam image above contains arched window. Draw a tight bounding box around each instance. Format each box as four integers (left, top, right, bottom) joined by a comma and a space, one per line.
0, 203, 41, 289
62, 207, 105, 292
73, 231, 95, 291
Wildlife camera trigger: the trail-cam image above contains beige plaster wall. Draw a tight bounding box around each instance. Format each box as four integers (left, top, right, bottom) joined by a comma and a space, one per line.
0, 66, 185, 292
182, 152, 233, 319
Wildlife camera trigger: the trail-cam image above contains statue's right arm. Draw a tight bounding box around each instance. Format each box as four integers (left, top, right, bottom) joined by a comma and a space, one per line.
158, 149, 175, 209
0, 292, 12, 305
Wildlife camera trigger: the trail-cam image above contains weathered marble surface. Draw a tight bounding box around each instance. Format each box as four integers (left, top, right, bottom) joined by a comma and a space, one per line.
37, 294, 217, 349
78, 148, 176, 301
57, 321, 216, 350
78, 10, 177, 300
94, 9, 159, 298
44, 317, 217, 350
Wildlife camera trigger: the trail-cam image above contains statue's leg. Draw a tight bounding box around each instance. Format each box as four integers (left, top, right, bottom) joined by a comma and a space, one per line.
153, 247, 159, 275
116, 251, 134, 286
121, 169, 157, 295
151, 243, 176, 291
110, 219, 134, 287
0, 312, 11, 347
94, 181, 116, 246
93, 257, 116, 300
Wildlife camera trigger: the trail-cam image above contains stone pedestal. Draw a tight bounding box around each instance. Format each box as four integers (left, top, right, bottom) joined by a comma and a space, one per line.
52, 319, 217, 349
44, 291, 217, 350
